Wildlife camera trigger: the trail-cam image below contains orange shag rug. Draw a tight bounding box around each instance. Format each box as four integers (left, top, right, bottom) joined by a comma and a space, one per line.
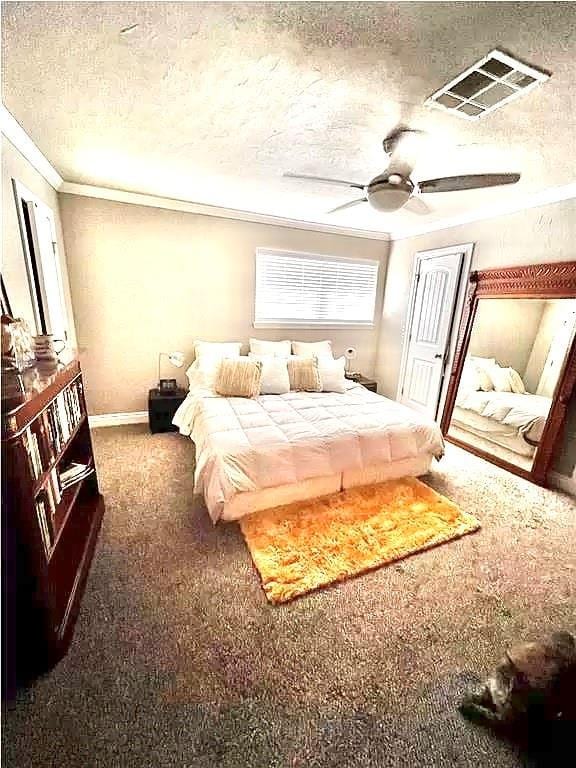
240, 477, 480, 604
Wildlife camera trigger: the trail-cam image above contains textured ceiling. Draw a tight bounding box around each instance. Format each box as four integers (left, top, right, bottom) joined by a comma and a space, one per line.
2, 2, 575, 233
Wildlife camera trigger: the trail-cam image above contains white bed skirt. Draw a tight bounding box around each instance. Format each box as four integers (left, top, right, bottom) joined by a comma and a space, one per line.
219, 452, 434, 522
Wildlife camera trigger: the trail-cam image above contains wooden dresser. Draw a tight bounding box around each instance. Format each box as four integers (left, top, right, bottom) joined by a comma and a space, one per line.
1, 356, 104, 697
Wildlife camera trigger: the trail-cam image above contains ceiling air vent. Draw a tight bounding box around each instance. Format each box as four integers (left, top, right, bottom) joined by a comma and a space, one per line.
426, 50, 549, 120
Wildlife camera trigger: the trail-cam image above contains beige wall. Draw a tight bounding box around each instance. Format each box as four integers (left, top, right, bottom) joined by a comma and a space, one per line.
468, 298, 546, 379
376, 197, 576, 477
1, 136, 76, 344
59, 194, 388, 415
523, 300, 575, 395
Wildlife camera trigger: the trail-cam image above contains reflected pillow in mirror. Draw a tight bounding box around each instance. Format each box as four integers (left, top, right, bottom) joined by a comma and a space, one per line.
460, 361, 482, 393
470, 356, 497, 370
476, 366, 494, 392
488, 364, 514, 392
506, 367, 526, 394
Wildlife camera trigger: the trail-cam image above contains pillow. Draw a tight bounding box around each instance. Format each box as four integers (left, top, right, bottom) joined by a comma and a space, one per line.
460, 360, 482, 393
248, 354, 290, 395
469, 356, 497, 371
287, 357, 322, 392
317, 356, 346, 394
185, 360, 215, 390
476, 367, 495, 392
488, 364, 513, 393
194, 341, 242, 363
249, 338, 291, 358
214, 358, 262, 398
507, 367, 526, 395
291, 340, 333, 359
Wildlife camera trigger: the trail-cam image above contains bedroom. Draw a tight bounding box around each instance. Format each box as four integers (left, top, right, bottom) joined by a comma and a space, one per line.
2, 2, 575, 765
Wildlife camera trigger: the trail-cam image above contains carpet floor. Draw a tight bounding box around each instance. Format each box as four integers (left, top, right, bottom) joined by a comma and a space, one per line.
3, 425, 575, 767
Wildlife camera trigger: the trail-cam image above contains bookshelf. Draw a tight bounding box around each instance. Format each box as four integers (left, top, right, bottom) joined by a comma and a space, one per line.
2, 356, 104, 696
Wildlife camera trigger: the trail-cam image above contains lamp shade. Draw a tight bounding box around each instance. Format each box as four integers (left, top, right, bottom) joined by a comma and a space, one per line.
167, 351, 185, 368
344, 347, 357, 360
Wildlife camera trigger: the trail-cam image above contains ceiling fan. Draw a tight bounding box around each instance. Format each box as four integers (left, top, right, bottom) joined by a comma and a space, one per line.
284, 128, 521, 215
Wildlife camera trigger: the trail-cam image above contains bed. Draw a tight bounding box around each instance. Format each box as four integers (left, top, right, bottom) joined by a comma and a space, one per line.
173, 377, 444, 522
451, 389, 551, 460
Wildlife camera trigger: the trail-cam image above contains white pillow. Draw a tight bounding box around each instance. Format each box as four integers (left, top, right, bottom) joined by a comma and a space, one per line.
469, 356, 497, 371
194, 341, 242, 363
317, 356, 346, 393
291, 340, 333, 359
185, 360, 220, 390
476, 367, 494, 392
249, 338, 291, 358
488, 364, 513, 392
248, 354, 290, 394
460, 361, 482, 393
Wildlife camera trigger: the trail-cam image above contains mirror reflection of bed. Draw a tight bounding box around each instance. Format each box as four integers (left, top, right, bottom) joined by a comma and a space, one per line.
448, 297, 576, 472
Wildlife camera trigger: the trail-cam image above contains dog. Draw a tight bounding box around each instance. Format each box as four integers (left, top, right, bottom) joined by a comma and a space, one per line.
460, 631, 576, 731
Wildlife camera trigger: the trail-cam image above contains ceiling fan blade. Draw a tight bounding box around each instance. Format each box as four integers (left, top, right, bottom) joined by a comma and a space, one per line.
419, 173, 521, 193
284, 172, 365, 190
327, 198, 367, 214
404, 195, 431, 215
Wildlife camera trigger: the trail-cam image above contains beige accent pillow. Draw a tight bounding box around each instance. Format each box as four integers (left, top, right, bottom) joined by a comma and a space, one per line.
215, 358, 263, 398
287, 357, 322, 392
506, 367, 526, 394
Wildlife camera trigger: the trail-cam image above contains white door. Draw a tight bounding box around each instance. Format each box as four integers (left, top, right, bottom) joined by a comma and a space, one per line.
400, 252, 464, 417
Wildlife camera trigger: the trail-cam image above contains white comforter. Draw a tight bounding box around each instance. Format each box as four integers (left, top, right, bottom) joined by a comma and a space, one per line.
455, 390, 551, 441
174, 382, 444, 521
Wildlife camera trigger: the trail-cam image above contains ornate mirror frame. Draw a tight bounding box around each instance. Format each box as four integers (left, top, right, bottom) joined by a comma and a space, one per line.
440, 261, 576, 485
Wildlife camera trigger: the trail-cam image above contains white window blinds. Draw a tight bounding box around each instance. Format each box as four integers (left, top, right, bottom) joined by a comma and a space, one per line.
254, 249, 379, 327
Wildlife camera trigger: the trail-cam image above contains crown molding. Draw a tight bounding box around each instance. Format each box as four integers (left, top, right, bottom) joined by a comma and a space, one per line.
1, 104, 63, 190
3, 102, 574, 243
59, 182, 392, 241
389, 182, 576, 240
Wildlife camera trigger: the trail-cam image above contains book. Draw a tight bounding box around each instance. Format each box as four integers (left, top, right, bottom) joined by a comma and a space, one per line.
60, 461, 93, 490
35, 498, 52, 556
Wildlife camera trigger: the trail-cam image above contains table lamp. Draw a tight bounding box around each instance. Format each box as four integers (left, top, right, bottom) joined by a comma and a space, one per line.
344, 347, 359, 379
158, 351, 184, 392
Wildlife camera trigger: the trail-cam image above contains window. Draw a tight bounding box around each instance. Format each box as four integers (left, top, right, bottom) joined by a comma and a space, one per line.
254, 249, 379, 328
12, 180, 68, 340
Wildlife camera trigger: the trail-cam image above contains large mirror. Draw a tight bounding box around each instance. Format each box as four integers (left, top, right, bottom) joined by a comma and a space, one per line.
441, 263, 576, 485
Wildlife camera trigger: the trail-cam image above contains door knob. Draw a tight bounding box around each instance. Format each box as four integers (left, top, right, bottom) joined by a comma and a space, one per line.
434, 354, 443, 359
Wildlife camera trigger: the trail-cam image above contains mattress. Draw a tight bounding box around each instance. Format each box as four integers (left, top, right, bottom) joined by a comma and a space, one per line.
174, 382, 444, 522
451, 408, 536, 458
220, 454, 434, 522
455, 390, 551, 443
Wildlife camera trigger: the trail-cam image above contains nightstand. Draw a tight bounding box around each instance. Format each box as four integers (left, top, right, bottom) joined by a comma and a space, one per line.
347, 375, 378, 393
148, 388, 187, 433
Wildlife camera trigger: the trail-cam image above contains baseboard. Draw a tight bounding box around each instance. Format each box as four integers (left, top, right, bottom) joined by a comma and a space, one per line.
548, 471, 576, 496
88, 411, 148, 428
